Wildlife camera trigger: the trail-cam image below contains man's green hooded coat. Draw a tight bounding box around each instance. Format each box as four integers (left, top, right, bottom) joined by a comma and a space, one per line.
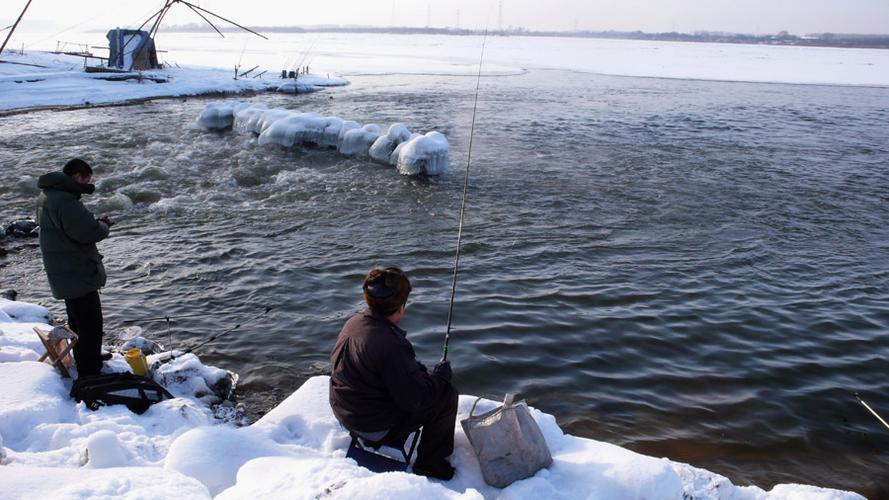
37, 172, 109, 300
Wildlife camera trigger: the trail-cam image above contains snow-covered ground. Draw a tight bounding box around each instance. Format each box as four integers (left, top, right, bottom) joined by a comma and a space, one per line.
0, 50, 347, 113
0, 297, 864, 499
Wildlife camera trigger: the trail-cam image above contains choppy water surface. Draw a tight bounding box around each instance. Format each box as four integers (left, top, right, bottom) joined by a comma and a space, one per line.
1, 70, 888, 495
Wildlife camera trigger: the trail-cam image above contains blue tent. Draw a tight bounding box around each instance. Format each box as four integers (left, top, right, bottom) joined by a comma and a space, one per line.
106, 29, 158, 70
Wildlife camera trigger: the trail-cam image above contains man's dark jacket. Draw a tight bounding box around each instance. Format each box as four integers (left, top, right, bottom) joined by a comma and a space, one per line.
37, 172, 109, 300
329, 309, 449, 433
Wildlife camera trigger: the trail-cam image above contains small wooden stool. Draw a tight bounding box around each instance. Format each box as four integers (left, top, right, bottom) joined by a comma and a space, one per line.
34, 325, 79, 378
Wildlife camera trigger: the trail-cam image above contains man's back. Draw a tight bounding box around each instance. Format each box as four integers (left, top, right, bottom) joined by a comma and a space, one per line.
37, 171, 108, 300
330, 310, 446, 433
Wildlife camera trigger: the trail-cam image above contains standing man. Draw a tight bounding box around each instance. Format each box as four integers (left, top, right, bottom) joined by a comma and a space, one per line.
37, 159, 113, 378
330, 266, 458, 480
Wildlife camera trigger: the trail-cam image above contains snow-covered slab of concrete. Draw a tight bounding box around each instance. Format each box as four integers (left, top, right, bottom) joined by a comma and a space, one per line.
0, 51, 348, 113
0, 298, 866, 499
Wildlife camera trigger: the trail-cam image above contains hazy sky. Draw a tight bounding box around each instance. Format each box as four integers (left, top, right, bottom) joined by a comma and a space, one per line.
6, 0, 889, 35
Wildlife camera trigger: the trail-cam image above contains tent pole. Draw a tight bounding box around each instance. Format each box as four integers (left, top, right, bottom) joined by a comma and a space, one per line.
0, 0, 34, 56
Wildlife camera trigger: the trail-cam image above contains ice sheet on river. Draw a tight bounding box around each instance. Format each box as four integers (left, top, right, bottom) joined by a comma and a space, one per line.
0, 297, 864, 499
196, 102, 449, 176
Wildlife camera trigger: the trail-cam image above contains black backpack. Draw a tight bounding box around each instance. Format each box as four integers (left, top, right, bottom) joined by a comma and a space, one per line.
70, 373, 174, 414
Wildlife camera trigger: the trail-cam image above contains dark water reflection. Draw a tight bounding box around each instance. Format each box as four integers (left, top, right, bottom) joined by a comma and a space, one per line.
1, 70, 888, 495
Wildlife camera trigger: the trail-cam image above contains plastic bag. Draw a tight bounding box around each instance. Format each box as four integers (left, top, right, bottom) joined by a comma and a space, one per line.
460, 394, 553, 488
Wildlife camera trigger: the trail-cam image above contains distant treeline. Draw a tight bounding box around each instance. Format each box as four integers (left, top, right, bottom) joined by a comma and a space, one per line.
151, 24, 889, 49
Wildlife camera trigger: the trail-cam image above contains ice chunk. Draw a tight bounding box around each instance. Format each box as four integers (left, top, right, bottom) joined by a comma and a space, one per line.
368, 123, 412, 163
276, 81, 322, 94
196, 102, 236, 130
389, 132, 422, 165
336, 120, 360, 146
232, 103, 268, 133
258, 114, 345, 149
338, 123, 382, 156
246, 109, 292, 136
393, 131, 450, 176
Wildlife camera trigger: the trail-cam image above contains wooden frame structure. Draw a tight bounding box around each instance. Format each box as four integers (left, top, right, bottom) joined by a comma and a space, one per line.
34, 325, 78, 378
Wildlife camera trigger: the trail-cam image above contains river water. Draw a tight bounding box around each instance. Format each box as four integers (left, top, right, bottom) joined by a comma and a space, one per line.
2, 56, 889, 494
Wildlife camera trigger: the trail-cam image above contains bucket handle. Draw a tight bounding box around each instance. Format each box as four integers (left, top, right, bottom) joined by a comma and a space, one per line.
468, 393, 515, 418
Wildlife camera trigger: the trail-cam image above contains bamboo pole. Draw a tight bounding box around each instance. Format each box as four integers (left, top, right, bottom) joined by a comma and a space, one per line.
1, 0, 34, 56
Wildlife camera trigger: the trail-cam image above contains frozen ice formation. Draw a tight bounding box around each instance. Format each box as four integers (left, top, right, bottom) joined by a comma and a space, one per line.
369, 123, 412, 163
258, 114, 346, 149
339, 124, 382, 155
196, 102, 449, 176
392, 131, 450, 176
195, 102, 237, 130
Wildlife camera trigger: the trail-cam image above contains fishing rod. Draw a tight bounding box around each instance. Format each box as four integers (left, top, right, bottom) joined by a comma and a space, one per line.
122, 311, 222, 323
181, 306, 273, 355
119, 305, 271, 360
856, 393, 889, 432
441, 29, 488, 363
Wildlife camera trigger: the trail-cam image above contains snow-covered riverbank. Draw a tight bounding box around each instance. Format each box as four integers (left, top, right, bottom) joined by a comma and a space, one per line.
0, 297, 864, 499
0, 51, 347, 114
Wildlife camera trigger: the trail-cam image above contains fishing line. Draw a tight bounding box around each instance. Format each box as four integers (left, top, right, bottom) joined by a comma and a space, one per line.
181, 306, 273, 355
441, 28, 488, 362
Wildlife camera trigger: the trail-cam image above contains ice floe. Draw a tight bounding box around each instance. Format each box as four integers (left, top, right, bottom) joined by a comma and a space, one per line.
197, 102, 449, 176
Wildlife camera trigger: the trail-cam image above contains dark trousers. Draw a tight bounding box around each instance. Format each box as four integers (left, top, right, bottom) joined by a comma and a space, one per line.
64, 291, 104, 377
385, 383, 459, 466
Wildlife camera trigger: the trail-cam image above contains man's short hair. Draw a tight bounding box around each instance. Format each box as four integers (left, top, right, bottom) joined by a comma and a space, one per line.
363, 266, 412, 316
63, 158, 93, 177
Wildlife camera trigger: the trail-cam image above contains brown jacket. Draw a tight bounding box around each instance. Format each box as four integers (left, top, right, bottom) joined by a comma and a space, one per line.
329, 309, 449, 433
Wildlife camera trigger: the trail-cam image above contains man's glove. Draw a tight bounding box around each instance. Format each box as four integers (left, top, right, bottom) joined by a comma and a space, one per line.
433, 360, 452, 382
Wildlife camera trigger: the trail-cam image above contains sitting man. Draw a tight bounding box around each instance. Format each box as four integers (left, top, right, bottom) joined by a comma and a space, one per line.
329, 266, 457, 480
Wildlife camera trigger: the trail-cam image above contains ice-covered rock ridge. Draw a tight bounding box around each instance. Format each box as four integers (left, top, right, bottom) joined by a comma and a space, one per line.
196, 101, 449, 176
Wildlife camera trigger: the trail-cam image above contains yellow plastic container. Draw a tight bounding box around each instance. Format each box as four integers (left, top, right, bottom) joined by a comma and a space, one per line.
125, 348, 149, 377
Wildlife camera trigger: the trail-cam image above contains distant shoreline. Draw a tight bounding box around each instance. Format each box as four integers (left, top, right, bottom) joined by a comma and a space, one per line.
99, 25, 889, 50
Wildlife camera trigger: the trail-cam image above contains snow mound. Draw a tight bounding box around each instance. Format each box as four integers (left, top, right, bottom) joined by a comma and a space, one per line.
0, 298, 51, 324
196, 103, 449, 175
0, 466, 211, 500
217, 455, 482, 500
165, 426, 292, 496
85, 429, 129, 468
0, 361, 72, 448
393, 131, 450, 176
369, 123, 412, 163
152, 352, 238, 406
